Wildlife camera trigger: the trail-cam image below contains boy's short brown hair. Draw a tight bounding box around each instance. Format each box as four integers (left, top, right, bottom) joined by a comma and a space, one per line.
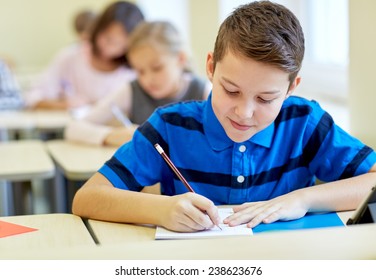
213, 1, 305, 83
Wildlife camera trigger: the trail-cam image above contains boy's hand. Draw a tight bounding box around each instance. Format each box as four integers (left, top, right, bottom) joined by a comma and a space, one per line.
104, 125, 138, 147
224, 190, 308, 228
160, 192, 221, 232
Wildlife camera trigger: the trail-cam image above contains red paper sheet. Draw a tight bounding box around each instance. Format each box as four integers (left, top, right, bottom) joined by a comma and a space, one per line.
0, 220, 38, 238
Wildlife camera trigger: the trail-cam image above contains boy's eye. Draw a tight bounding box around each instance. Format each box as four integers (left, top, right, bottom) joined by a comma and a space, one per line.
258, 97, 273, 104
223, 87, 239, 96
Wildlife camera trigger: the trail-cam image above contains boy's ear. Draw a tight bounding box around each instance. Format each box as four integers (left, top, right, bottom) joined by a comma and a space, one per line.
287, 76, 301, 97
177, 51, 187, 67
206, 52, 214, 82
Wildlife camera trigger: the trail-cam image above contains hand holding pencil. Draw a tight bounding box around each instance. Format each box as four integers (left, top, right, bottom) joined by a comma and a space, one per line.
154, 143, 222, 231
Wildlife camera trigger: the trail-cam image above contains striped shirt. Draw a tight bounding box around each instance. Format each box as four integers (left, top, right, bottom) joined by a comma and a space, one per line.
99, 94, 376, 205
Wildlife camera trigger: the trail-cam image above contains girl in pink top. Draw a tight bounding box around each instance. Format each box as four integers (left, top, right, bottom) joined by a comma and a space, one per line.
25, 1, 144, 111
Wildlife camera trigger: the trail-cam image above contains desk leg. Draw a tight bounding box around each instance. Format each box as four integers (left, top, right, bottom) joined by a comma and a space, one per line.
12, 181, 33, 215
0, 180, 14, 216
50, 167, 68, 213
67, 180, 85, 214
0, 129, 9, 141
32, 178, 52, 214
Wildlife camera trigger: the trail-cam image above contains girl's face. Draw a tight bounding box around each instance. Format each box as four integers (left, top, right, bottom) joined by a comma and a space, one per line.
96, 22, 129, 60
128, 44, 185, 99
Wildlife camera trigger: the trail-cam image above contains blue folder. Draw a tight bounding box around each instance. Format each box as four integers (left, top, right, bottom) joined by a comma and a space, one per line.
253, 212, 344, 234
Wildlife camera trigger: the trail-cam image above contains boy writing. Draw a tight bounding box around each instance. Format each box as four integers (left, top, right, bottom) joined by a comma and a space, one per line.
73, 1, 376, 232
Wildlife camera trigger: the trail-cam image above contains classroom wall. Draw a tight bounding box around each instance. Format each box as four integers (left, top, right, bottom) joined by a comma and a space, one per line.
189, 0, 219, 76
0, 0, 217, 77
0, 0, 116, 73
349, 0, 376, 148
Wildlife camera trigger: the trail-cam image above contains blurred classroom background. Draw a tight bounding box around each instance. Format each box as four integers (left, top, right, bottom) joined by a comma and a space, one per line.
1, 0, 376, 215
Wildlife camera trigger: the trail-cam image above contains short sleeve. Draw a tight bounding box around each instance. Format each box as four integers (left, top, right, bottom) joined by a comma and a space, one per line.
98, 109, 170, 191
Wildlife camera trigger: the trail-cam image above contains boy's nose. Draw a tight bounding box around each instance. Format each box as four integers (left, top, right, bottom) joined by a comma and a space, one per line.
235, 101, 254, 119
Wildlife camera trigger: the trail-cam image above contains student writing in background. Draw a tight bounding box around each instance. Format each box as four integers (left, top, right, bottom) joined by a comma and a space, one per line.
0, 60, 24, 110
72, 1, 376, 232
24, 1, 144, 111
65, 21, 211, 147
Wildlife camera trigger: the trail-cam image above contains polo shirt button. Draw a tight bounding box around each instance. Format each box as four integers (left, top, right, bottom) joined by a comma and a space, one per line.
239, 145, 246, 152
237, 175, 245, 183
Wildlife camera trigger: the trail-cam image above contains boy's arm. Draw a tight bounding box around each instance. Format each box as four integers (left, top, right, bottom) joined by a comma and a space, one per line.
72, 172, 221, 232
225, 164, 376, 228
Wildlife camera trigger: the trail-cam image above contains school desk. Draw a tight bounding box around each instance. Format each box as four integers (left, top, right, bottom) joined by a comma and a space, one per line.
0, 109, 71, 140
0, 140, 55, 215
0, 218, 375, 259
0, 213, 95, 257
46, 139, 116, 181
85, 209, 353, 246
45, 139, 116, 212
45, 140, 160, 213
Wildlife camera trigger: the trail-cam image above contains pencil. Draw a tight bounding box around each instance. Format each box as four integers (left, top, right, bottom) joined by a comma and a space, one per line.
154, 143, 222, 230
111, 104, 132, 127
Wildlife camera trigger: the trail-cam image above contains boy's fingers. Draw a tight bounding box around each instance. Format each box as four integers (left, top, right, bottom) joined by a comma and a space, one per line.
233, 201, 263, 212
190, 194, 221, 226
224, 204, 260, 224
225, 203, 280, 227
205, 207, 221, 226
187, 205, 215, 229
232, 203, 251, 212
175, 219, 206, 232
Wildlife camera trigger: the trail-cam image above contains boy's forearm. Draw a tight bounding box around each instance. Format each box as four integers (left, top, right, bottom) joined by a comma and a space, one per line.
301, 172, 376, 212
72, 174, 169, 225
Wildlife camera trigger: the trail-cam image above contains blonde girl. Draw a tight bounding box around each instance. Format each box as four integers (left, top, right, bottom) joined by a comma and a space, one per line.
65, 21, 211, 146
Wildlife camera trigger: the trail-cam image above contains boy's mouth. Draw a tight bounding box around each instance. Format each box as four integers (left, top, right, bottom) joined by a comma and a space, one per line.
229, 119, 252, 131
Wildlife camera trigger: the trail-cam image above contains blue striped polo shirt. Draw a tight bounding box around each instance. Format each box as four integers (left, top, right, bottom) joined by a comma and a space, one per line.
99, 94, 376, 205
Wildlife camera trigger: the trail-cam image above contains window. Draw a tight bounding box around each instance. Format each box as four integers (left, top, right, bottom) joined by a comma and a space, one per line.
218, 0, 350, 130
219, 0, 349, 99
136, 0, 189, 43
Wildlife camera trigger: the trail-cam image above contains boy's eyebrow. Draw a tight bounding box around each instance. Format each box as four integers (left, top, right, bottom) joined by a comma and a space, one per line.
221, 77, 239, 88
259, 90, 281, 95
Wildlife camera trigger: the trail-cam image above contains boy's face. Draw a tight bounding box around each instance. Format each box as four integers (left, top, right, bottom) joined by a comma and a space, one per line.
206, 50, 300, 143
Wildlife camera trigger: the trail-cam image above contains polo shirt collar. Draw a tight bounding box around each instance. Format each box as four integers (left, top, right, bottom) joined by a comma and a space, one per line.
203, 93, 274, 151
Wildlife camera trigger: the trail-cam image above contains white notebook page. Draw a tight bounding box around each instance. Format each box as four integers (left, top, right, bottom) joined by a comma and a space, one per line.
155, 208, 253, 240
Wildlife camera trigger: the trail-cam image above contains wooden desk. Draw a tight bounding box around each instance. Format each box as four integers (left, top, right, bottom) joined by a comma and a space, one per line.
0, 140, 55, 215
1, 221, 375, 259
32, 110, 71, 131
0, 110, 34, 131
0, 140, 54, 181
87, 210, 354, 246
46, 140, 116, 181
0, 109, 71, 139
0, 213, 95, 257
45, 140, 116, 213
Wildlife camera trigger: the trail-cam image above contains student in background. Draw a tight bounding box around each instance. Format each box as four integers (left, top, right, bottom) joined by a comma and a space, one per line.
73, 9, 97, 42
24, 1, 144, 111
72, 1, 376, 232
65, 21, 211, 147
0, 60, 23, 110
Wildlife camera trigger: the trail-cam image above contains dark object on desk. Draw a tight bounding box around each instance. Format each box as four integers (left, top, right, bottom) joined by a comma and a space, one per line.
347, 186, 376, 225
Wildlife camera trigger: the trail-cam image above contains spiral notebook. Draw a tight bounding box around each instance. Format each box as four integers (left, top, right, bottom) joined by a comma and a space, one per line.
155, 208, 253, 240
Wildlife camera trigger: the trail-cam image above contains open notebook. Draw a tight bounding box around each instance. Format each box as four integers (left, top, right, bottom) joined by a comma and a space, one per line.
155, 208, 253, 240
